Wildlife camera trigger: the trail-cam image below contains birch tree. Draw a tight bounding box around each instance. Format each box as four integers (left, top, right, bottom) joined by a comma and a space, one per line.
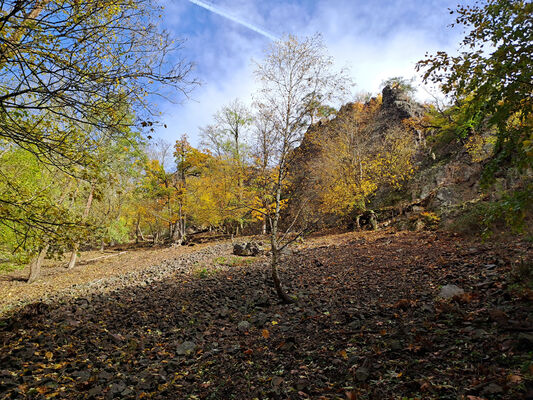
253, 34, 351, 303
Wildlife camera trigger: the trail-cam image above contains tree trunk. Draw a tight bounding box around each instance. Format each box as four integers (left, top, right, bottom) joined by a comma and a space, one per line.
135, 214, 142, 243
262, 219, 267, 235
270, 165, 294, 304
27, 244, 49, 283
27, 185, 72, 282
270, 243, 294, 304
67, 243, 79, 270
67, 185, 94, 269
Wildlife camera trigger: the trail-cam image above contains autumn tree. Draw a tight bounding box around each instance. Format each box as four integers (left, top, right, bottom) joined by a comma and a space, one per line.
0, 0, 195, 265
253, 34, 352, 303
249, 107, 278, 234
416, 0, 532, 173
200, 99, 253, 232
380, 76, 417, 97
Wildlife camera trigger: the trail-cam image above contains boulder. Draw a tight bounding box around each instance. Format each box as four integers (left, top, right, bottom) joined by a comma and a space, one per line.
237, 321, 251, 332
233, 242, 262, 256
175, 341, 196, 356
438, 284, 464, 299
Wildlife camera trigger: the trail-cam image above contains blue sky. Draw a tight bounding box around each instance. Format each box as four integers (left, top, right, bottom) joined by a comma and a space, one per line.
152, 0, 468, 146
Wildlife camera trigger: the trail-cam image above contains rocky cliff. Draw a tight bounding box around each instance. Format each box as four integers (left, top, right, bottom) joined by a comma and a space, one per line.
288, 85, 491, 231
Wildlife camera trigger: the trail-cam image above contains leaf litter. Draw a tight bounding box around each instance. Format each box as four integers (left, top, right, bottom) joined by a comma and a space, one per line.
0, 230, 531, 399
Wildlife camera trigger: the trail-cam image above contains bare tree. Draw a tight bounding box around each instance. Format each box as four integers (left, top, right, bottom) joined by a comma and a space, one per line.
253, 34, 352, 303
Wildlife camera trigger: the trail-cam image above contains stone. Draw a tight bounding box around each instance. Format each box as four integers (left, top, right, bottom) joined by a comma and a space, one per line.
109, 381, 126, 394
232, 243, 246, 256
175, 341, 196, 356
348, 320, 362, 330
254, 293, 270, 307
482, 383, 503, 395
237, 321, 251, 332
218, 307, 229, 318
233, 242, 262, 257
516, 333, 533, 351
390, 340, 402, 351
355, 366, 369, 382
88, 386, 103, 397
438, 284, 464, 299
253, 312, 269, 327
72, 370, 91, 381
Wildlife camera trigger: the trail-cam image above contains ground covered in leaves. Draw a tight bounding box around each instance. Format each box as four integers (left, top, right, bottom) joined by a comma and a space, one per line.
0, 230, 532, 399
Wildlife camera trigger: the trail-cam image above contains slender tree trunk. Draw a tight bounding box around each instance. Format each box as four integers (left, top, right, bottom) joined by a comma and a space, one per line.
270, 242, 294, 304
26, 183, 72, 282
135, 214, 146, 243
270, 164, 294, 304
67, 184, 94, 269
27, 244, 49, 283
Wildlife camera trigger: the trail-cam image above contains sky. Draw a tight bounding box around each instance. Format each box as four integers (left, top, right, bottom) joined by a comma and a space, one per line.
152, 0, 469, 146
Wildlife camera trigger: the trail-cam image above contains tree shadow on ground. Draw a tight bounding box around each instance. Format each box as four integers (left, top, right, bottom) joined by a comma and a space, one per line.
0, 231, 531, 399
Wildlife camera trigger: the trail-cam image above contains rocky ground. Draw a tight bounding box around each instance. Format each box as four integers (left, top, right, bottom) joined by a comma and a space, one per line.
0, 230, 531, 399
0, 242, 227, 314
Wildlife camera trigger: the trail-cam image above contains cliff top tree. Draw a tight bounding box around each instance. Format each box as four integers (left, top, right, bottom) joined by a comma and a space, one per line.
253, 34, 352, 303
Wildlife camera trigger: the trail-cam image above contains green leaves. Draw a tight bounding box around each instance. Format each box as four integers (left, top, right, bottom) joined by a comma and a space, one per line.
417, 0, 533, 173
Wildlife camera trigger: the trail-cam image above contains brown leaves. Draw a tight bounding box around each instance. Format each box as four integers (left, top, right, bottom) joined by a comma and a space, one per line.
1, 230, 530, 400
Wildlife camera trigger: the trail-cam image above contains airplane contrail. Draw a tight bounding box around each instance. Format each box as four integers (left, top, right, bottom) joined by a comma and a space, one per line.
188, 0, 278, 41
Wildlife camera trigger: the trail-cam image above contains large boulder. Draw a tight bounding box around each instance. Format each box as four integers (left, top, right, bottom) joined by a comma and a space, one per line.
233, 242, 262, 257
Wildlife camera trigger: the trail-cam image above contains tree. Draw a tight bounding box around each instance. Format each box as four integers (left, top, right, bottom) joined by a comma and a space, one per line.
380, 76, 417, 97
250, 107, 278, 235
0, 0, 194, 163
253, 34, 352, 303
416, 0, 533, 174
0, 0, 196, 247
200, 99, 253, 232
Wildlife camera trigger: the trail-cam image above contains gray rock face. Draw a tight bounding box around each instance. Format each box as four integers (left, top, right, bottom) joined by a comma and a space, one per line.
381, 85, 425, 121
438, 284, 465, 299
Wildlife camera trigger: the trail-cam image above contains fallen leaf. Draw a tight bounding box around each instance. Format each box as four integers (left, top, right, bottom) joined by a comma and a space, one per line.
507, 374, 522, 384
262, 329, 270, 339
345, 390, 357, 400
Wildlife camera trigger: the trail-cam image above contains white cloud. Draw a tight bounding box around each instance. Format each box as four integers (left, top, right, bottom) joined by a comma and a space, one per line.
153, 0, 466, 146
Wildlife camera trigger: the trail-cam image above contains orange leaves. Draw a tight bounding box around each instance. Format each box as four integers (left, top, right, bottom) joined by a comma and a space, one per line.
261, 329, 270, 339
